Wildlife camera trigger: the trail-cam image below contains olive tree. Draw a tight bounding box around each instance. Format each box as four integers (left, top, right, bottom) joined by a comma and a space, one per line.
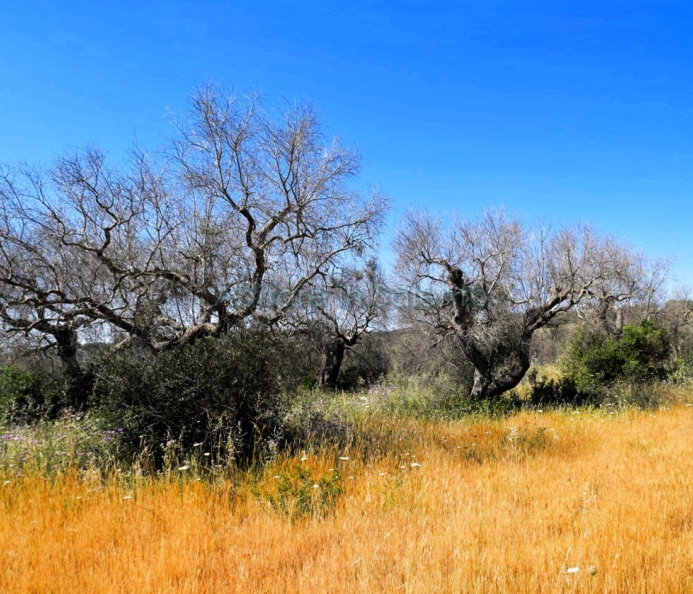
305, 257, 388, 387
166, 85, 385, 344
0, 85, 385, 359
0, 167, 105, 406
395, 210, 667, 400
314, 258, 388, 386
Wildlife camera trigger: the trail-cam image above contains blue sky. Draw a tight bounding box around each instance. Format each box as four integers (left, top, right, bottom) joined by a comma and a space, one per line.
2, 1, 692, 285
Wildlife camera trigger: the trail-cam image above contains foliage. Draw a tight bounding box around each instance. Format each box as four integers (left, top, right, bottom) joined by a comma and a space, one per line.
91, 329, 302, 466
562, 321, 671, 389
254, 464, 344, 522
0, 411, 119, 475
527, 320, 673, 408
526, 370, 596, 408
0, 365, 69, 423
337, 332, 391, 390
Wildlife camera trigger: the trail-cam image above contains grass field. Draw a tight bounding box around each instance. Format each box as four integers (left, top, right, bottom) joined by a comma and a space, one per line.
3, 404, 693, 593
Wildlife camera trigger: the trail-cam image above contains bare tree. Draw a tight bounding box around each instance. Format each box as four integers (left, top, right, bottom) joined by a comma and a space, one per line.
0, 85, 385, 364
168, 85, 386, 345
0, 150, 176, 359
311, 257, 388, 386
655, 286, 693, 359
395, 210, 668, 400
253, 255, 389, 387
0, 166, 103, 405
584, 237, 669, 338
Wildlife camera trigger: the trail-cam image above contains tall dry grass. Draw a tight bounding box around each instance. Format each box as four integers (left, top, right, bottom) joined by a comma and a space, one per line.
3, 405, 693, 593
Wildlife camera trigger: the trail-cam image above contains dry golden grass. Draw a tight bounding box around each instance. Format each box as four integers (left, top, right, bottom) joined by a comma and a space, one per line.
3, 406, 693, 593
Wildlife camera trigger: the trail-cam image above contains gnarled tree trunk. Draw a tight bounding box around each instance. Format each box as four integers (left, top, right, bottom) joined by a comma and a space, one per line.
468, 340, 531, 400
53, 326, 93, 411
320, 338, 346, 387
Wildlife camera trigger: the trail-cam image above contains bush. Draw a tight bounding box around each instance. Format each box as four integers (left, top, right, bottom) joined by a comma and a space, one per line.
526, 369, 598, 408
91, 328, 303, 467
528, 320, 673, 408
337, 332, 391, 390
562, 320, 671, 390
0, 365, 69, 423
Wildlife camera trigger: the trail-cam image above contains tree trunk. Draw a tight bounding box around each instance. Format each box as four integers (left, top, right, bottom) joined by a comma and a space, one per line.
470, 368, 491, 400
320, 338, 347, 388
469, 358, 531, 399
597, 298, 624, 338
445, 264, 549, 400
54, 327, 92, 410
613, 305, 624, 338
469, 344, 531, 400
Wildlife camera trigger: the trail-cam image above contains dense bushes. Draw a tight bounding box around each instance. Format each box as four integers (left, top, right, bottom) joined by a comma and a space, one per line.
564, 320, 671, 387
337, 332, 391, 390
529, 320, 674, 408
1, 315, 688, 471
91, 328, 307, 465
0, 365, 70, 423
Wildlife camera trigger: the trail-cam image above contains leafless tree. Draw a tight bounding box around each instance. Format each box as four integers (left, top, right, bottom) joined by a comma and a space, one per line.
308, 257, 388, 386
655, 286, 693, 359
0, 166, 99, 404
169, 85, 386, 344
394, 210, 668, 400
583, 237, 669, 337
0, 85, 386, 371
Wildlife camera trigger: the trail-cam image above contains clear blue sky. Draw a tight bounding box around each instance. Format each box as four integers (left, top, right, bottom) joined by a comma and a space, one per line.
2, 1, 692, 285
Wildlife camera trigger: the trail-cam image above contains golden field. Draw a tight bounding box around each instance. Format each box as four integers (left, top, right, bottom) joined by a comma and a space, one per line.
3, 405, 693, 593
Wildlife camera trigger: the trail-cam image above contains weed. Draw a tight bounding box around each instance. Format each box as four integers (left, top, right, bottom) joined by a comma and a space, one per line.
254, 464, 344, 522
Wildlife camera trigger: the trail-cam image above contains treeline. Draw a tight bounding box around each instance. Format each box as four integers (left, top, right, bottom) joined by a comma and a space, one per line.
0, 84, 688, 464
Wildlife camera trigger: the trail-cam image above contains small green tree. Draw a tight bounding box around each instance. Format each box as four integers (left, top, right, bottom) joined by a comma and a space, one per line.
562, 320, 671, 392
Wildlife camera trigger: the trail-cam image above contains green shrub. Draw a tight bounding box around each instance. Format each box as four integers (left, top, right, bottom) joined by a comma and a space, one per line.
562, 320, 670, 390
91, 328, 302, 467
337, 333, 391, 390
253, 464, 344, 522
526, 369, 598, 408
0, 365, 69, 423
529, 320, 673, 408
668, 356, 693, 383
